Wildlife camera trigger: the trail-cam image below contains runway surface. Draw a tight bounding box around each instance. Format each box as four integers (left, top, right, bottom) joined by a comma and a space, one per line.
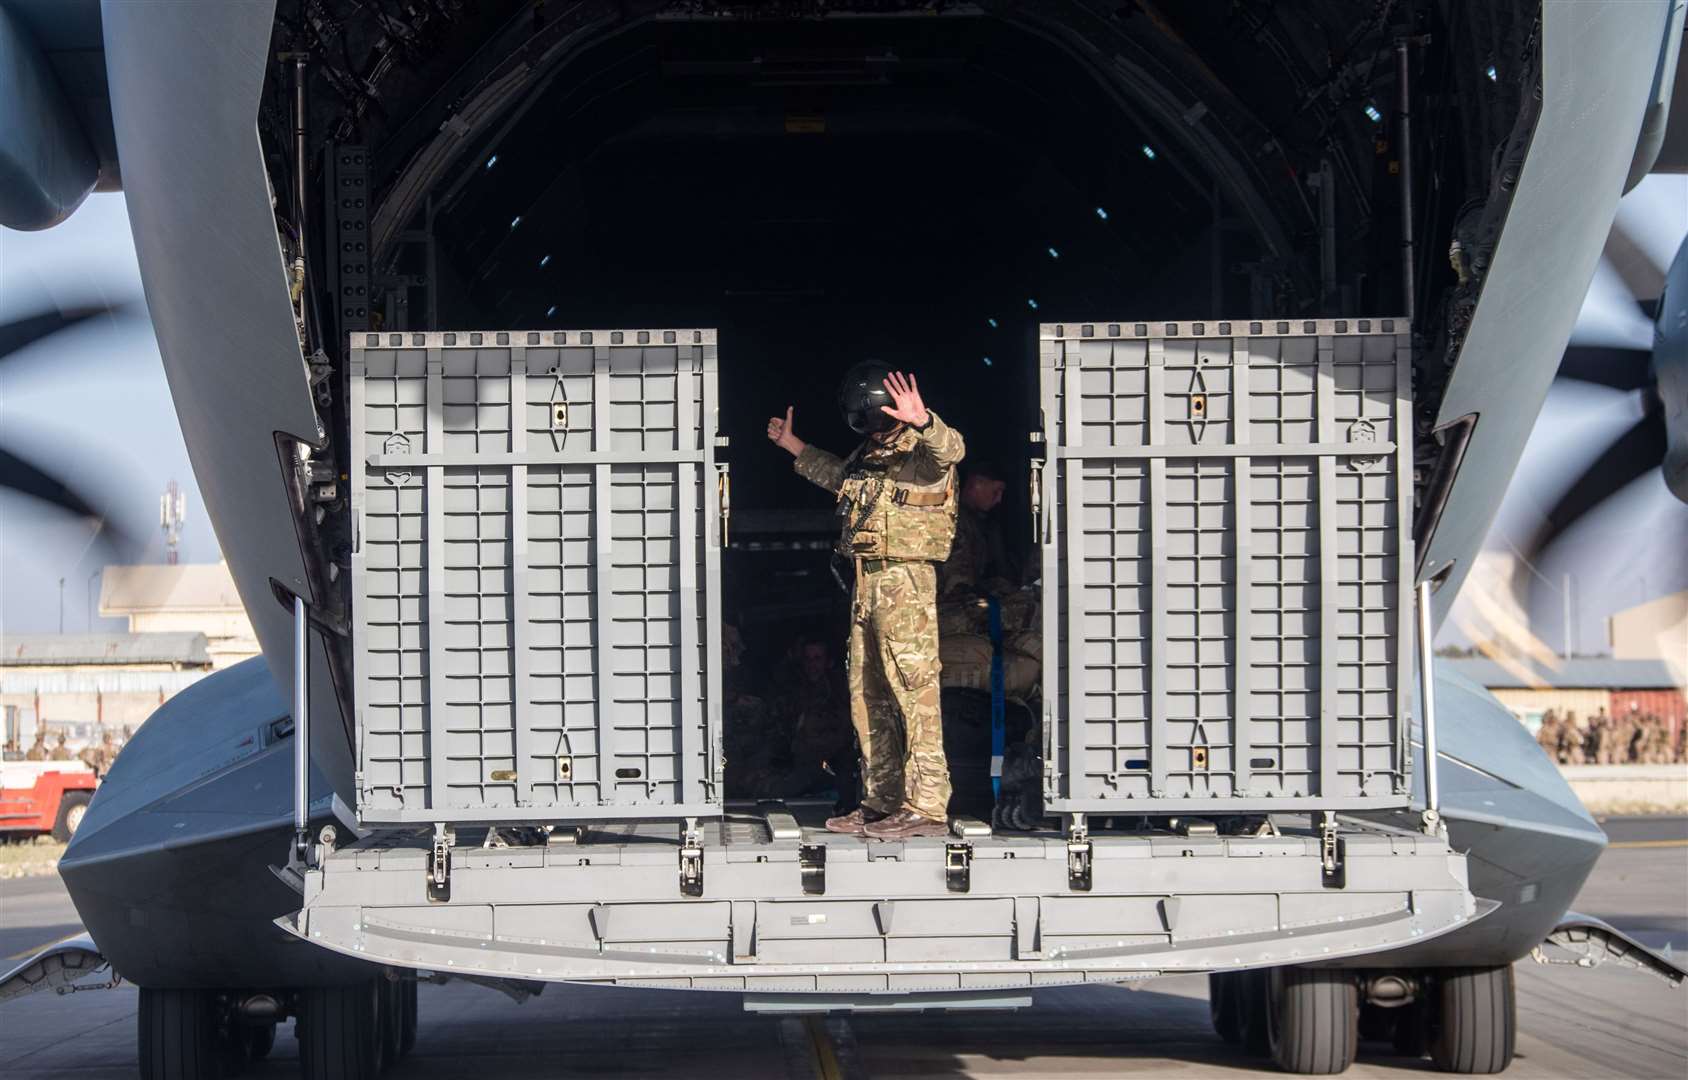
2, 817, 1683, 1078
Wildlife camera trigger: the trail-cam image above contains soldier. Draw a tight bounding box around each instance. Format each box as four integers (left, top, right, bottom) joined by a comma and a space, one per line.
1559, 711, 1584, 765
81, 729, 117, 776
24, 731, 49, 761
768, 637, 857, 799
768, 364, 964, 839
49, 732, 73, 761
936, 460, 1041, 698
720, 623, 779, 799
939, 461, 1011, 605
1535, 710, 1560, 757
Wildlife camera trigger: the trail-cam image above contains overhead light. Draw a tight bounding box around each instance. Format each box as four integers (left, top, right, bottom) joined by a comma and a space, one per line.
539, 254, 551, 268
546, 305, 557, 318
510, 215, 522, 230
1485, 65, 1498, 82
987, 317, 998, 328
1363, 104, 1383, 123
1141, 144, 1156, 160
982, 356, 993, 367
1096, 207, 1109, 220
1027, 298, 1039, 310
486, 154, 499, 170
1047, 247, 1060, 259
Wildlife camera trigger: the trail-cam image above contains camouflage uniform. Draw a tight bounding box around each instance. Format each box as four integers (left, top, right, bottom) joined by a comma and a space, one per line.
794, 413, 965, 821
24, 735, 48, 762
937, 505, 1041, 698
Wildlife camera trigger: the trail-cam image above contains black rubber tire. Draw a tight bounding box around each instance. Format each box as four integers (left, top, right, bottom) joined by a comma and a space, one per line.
1429, 966, 1516, 1074
379, 979, 403, 1069
1266, 966, 1359, 1075
1238, 969, 1272, 1057
1209, 973, 1244, 1045
138, 987, 224, 1080
398, 979, 418, 1057
52, 790, 92, 842
298, 983, 381, 1080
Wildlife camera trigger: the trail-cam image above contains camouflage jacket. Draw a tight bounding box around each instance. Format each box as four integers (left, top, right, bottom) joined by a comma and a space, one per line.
794, 412, 966, 562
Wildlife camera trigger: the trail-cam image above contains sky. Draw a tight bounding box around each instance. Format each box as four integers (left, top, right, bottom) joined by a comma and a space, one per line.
1, 182, 1684, 653
0, 193, 218, 634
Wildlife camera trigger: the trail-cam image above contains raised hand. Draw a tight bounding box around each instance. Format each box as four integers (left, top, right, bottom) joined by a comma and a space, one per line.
880, 370, 929, 428
766, 404, 806, 457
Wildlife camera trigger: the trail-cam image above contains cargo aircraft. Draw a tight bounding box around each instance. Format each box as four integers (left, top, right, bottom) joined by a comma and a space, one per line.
2, 2, 1685, 1078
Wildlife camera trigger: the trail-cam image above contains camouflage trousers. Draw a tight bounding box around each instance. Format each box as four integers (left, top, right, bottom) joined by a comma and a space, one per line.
848, 560, 951, 821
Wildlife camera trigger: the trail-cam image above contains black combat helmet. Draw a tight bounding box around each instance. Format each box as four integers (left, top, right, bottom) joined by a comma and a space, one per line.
837, 360, 898, 436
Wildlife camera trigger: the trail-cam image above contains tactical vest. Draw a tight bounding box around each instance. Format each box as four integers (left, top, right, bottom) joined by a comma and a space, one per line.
835, 432, 958, 562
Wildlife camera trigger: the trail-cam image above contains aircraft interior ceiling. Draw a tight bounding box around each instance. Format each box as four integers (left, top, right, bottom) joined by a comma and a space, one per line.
262, 0, 1540, 515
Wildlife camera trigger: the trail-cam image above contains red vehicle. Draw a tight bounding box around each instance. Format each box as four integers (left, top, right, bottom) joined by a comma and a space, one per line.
0, 761, 98, 841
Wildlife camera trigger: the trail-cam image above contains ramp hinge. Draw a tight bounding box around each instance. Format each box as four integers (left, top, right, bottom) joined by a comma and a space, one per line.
945, 842, 973, 893
1066, 815, 1092, 892
1319, 813, 1346, 889
799, 844, 827, 895
427, 825, 453, 903
680, 820, 704, 897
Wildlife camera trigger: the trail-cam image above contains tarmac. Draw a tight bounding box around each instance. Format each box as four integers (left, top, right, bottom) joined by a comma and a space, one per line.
1, 816, 1683, 1079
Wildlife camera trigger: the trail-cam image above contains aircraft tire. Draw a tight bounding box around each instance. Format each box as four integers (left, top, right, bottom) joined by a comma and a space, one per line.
379, 979, 403, 1067
398, 979, 418, 1057
1429, 966, 1516, 1074
138, 986, 223, 1080
1237, 970, 1272, 1057
298, 983, 381, 1080
1208, 973, 1244, 1044
1266, 966, 1359, 1075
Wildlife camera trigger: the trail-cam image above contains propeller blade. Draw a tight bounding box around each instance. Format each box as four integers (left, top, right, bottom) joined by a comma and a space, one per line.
0, 447, 139, 556
1558, 345, 1654, 392
1529, 403, 1666, 556
0, 304, 125, 364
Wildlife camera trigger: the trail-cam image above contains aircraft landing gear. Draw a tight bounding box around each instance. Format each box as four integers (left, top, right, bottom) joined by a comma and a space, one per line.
1264, 966, 1360, 1074
1427, 966, 1517, 1074
137, 987, 222, 1080
296, 978, 421, 1079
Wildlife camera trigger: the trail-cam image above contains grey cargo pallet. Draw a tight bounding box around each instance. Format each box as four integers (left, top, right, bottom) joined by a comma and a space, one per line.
349, 330, 724, 825
1037, 319, 1414, 813
284, 815, 1479, 993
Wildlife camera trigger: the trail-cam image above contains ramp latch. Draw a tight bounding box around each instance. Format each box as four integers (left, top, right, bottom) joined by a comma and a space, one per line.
945, 843, 973, 893
680, 829, 704, 898
1319, 813, 1346, 889
1066, 816, 1093, 892
799, 844, 827, 895
427, 825, 453, 903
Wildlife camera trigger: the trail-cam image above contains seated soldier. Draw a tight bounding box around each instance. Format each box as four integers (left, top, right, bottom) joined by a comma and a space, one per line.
773, 637, 857, 796
937, 461, 1040, 698
720, 622, 781, 799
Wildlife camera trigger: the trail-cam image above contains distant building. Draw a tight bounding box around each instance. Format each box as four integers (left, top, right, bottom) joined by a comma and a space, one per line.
98, 561, 258, 669
1445, 657, 1686, 740
0, 632, 213, 748
1608, 591, 1688, 683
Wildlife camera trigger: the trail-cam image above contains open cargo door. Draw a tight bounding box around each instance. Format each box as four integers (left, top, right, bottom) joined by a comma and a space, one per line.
1037, 319, 1415, 813
349, 330, 723, 825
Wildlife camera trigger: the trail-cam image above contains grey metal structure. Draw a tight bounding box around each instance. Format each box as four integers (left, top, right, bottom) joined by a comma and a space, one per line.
350, 330, 723, 824
1038, 320, 1412, 812
284, 813, 1478, 996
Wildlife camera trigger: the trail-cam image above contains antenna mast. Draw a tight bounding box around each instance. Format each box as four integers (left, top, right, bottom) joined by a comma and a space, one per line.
160, 481, 186, 565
